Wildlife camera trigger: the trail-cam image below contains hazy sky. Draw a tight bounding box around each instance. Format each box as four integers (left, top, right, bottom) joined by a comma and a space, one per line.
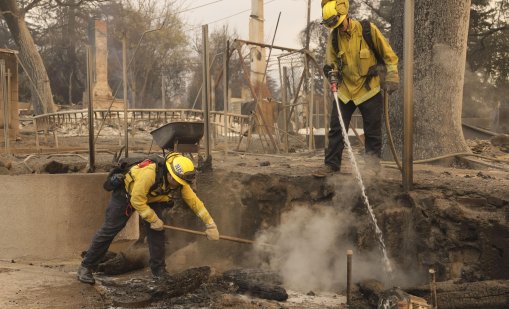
179, 0, 323, 49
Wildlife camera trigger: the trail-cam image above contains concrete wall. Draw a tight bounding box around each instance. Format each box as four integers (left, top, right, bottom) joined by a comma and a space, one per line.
0, 173, 138, 260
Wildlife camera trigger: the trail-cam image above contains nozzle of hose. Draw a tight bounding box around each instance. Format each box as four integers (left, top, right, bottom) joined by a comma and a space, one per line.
327, 69, 339, 93
331, 82, 337, 93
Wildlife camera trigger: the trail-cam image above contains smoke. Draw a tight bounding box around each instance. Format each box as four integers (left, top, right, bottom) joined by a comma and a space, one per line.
251, 159, 433, 293
253, 175, 392, 293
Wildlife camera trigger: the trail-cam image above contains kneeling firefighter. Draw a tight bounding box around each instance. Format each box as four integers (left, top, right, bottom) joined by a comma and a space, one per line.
77, 152, 219, 284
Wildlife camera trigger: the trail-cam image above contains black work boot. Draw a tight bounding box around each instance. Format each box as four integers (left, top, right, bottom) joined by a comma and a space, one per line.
77, 265, 95, 284
152, 268, 171, 281
312, 165, 338, 178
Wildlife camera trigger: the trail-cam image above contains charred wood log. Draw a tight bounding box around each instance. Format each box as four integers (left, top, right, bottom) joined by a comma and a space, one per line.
222, 268, 288, 301
357, 279, 385, 307
151, 266, 211, 300
95, 247, 148, 275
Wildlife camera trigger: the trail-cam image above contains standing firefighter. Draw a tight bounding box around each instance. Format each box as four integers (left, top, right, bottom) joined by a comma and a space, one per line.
314, 0, 399, 177
77, 153, 219, 284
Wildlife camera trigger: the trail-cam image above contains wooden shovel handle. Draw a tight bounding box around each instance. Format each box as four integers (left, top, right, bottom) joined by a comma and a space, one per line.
163, 224, 261, 246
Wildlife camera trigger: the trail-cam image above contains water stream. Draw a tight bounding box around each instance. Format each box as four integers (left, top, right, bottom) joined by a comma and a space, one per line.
332, 94, 393, 276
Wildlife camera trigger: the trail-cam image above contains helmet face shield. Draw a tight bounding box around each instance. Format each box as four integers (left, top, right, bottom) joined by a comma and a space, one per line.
322, 15, 339, 28
321, 14, 346, 29
177, 169, 196, 184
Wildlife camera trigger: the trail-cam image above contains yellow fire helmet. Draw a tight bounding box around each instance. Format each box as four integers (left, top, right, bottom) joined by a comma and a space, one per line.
167, 154, 196, 186
321, 0, 349, 29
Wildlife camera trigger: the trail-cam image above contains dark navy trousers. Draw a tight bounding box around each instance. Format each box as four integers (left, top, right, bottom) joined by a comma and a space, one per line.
325, 92, 383, 170
81, 188, 168, 273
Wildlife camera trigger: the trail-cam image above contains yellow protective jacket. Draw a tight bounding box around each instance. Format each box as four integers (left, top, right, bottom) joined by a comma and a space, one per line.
325, 19, 399, 105
123, 160, 213, 225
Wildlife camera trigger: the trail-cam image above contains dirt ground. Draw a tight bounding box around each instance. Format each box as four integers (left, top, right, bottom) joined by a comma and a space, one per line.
0, 128, 508, 308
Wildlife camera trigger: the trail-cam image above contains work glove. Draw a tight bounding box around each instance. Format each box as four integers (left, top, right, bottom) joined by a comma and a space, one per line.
383, 71, 400, 94
150, 217, 165, 231
323, 64, 334, 79
205, 222, 219, 241
323, 64, 340, 92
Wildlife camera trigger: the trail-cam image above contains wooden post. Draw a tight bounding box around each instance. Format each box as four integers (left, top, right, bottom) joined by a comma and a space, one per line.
282, 67, 289, 153
403, 0, 415, 192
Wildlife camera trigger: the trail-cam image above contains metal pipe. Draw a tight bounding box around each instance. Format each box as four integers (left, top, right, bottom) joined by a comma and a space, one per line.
323, 76, 329, 147
223, 40, 229, 153
234, 39, 301, 53
122, 33, 129, 158
305, 0, 311, 50
1, 60, 8, 153
6, 68, 10, 154
161, 72, 166, 109
309, 58, 315, 150
86, 47, 95, 172
403, 0, 415, 192
202, 25, 211, 159
347, 249, 353, 306
282, 67, 289, 153
429, 268, 438, 309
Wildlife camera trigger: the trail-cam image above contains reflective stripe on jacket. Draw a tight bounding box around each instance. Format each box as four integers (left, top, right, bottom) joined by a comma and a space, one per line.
326, 19, 398, 105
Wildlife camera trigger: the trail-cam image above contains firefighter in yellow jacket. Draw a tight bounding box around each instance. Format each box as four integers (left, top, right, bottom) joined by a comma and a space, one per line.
77, 153, 219, 284
314, 0, 399, 176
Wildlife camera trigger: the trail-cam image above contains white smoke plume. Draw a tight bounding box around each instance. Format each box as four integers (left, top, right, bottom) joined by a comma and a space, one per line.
254, 175, 392, 292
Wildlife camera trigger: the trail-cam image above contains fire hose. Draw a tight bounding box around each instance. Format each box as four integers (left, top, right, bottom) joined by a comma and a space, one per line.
383, 89, 402, 172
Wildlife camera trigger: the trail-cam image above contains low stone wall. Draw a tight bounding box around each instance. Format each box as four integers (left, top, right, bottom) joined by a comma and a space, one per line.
0, 173, 138, 260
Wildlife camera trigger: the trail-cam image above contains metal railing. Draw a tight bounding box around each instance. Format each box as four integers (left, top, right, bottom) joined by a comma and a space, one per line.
25, 108, 252, 152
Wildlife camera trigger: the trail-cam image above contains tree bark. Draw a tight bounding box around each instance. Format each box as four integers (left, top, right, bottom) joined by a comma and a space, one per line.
383, 0, 471, 160
0, 0, 56, 114
65, 0, 80, 104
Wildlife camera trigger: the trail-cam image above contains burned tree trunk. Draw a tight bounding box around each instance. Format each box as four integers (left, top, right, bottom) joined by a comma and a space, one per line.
383, 0, 471, 160
407, 280, 509, 309
0, 0, 56, 114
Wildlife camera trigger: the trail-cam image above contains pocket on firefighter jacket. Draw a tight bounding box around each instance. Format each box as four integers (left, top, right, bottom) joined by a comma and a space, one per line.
358, 48, 372, 76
